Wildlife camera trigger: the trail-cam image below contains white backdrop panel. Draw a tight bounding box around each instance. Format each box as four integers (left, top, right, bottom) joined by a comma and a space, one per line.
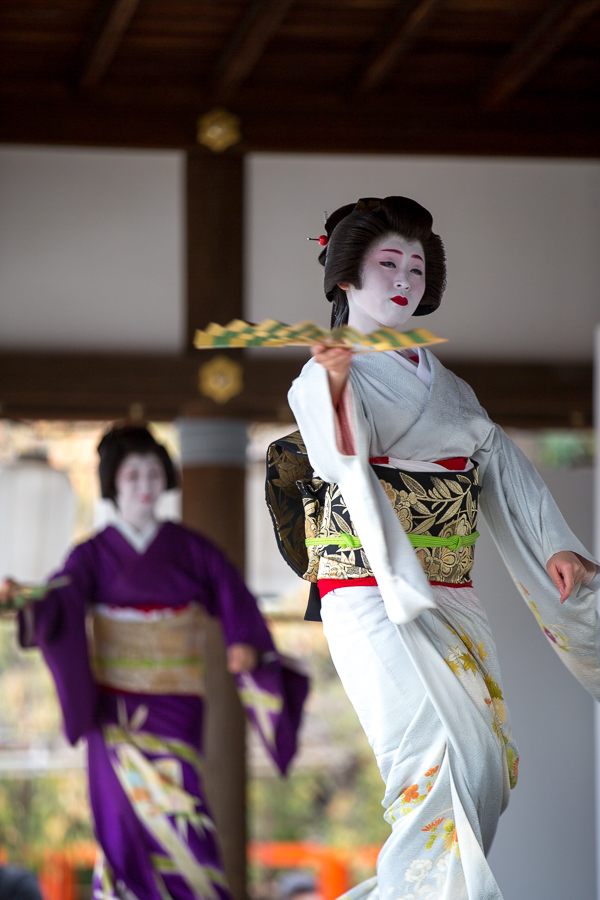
0, 146, 184, 351
246, 154, 600, 361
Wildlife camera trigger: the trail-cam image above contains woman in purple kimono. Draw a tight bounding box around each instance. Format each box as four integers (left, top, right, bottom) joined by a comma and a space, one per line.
2, 425, 308, 900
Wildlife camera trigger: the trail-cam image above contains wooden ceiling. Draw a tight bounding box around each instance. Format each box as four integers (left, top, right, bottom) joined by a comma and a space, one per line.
1, 0, 600, 155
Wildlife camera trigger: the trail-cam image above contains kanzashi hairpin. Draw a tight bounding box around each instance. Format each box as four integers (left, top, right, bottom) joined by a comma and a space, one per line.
307, 235, 329, 246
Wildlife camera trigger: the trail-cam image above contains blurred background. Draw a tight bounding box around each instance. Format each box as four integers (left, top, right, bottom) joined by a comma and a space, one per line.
1, 3, 599, 899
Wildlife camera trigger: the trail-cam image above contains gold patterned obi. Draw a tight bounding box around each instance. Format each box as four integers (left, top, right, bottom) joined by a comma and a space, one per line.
266, 430, 480, 588
89, 604, 206, 696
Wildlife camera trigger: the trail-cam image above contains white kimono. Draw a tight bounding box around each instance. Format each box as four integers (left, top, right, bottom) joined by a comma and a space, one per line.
288, 349, 600, 900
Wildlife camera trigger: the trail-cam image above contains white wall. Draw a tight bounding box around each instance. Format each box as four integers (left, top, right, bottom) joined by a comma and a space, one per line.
246, 154, 600, 361
2, 148, 598, 360
0, 146, 185, 351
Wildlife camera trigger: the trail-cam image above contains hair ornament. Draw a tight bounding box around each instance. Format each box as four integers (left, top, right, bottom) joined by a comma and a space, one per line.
307, 235, 329, 246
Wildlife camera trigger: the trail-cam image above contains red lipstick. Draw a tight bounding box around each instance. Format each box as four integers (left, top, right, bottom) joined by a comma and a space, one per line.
391, 295, 408, 306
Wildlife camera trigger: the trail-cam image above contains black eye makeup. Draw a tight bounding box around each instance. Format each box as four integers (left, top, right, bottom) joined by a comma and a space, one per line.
379, 260, 396, 268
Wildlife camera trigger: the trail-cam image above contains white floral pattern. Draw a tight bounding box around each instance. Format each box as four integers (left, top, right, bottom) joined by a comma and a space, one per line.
404, 859, 432, 883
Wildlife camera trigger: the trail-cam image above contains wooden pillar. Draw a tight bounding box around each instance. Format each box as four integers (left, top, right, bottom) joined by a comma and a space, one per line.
182, 150, 248, 900
179, 418, 249, 900
186, 149, 244, 348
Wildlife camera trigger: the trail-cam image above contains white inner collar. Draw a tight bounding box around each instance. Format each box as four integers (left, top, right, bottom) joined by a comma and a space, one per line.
384, 346, 432, 389
113, 516, 160, 554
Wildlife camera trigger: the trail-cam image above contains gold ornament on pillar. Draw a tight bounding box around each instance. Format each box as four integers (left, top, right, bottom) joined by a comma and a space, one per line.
198, 355, 243, 404
197, 108, 241, 153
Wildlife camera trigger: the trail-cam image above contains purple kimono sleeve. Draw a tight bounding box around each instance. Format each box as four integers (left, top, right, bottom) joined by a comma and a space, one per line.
235, 660, 309, 775
18, 543, 100, 745
196, 535, 274, 653
193, 532, 309, 775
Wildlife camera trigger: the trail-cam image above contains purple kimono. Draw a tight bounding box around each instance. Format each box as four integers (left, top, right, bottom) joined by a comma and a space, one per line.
19, 522, 308, 900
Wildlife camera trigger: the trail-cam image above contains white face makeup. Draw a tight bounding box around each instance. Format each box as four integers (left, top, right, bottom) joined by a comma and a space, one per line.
114, 453, 166, 529
341, 234, 426, 333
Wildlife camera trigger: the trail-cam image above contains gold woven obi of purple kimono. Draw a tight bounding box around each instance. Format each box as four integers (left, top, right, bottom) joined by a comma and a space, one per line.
89, 603, 206, 696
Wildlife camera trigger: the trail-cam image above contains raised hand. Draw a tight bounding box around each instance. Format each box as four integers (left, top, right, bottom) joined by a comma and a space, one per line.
311, 344, 353, 408
0, 578, 23, 608
226, 642, 259, 674
546, 551, 597, 603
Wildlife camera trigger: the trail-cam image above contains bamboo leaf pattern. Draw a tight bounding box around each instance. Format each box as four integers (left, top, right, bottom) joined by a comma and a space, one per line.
432, 477, 452, 499
438, 497, 464, 524
399, 473, 429, 499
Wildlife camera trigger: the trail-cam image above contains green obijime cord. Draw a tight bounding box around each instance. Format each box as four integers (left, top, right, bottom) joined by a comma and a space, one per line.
305, 532, 479, 552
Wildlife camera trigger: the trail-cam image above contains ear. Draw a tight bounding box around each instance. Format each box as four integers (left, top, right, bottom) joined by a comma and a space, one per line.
337, 282, 352, 291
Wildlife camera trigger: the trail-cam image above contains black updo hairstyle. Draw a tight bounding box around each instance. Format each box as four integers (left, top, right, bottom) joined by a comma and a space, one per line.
97, 424, 178, 502
318, 196, 446, 328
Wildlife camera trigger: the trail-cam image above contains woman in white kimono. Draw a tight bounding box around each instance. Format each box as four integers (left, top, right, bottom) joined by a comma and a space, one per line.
266, 197, 600, 899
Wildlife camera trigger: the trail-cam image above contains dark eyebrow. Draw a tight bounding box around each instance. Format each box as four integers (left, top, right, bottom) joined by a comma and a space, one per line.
379, 248, 403, 255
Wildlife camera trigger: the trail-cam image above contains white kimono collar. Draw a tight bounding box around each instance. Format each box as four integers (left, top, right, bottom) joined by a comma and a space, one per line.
113, 517, 160, 554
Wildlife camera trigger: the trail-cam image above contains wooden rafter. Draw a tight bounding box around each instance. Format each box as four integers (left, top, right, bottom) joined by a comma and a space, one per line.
358, 0, 444, 95
483, 0, 600, 108
79, 0, 142, 91
211, 0, 296, 103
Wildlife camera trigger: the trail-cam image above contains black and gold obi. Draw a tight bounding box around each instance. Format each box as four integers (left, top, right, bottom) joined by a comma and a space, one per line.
266, 431, 480, 619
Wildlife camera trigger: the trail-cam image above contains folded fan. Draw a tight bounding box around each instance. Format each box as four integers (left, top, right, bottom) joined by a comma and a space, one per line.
194, 319, 446, 352
0, 576, 71, 613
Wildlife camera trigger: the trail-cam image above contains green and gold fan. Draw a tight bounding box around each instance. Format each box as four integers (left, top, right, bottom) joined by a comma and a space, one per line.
194, 319, 446, 352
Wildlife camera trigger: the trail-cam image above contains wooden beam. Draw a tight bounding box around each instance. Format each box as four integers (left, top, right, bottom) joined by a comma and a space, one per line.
449, 361, 593, 430
0, 352, 305, 422
2, 96, 600, 156
210, 0, 296, 103
483, 0, 600, 109
0, 352, 591, 429
79, 0, 142, 91
358, 0, 444, 95
186, 151, 244, 351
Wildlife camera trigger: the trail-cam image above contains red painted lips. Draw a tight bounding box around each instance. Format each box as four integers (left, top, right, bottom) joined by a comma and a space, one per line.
391, 295, 408, 306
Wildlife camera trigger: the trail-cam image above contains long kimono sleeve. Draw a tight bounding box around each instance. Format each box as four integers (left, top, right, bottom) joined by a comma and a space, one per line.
288, 358, 436, 624
474, 425, 600, 699
192, 532, 309, 774
18, 542, 100, 745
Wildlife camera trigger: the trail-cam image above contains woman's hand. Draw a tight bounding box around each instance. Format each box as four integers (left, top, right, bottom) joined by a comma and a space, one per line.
226, 643, 258, 674
0, 578, 23, 608
546, 551, 597, 603
311, 344, 353, 409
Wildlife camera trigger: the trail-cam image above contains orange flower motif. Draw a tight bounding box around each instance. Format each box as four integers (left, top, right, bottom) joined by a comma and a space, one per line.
421, 817, 444, 832
424, 765, 439, 777
513, 757, 519, 779
403, 784, 420, 802
427, 784, 433, 793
